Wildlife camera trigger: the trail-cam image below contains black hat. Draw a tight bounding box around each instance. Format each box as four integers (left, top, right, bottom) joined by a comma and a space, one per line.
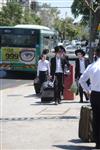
42, 49, 49, 54
75, 49, 85, 56
59, 45, 66, 52
54, 46, 61, 53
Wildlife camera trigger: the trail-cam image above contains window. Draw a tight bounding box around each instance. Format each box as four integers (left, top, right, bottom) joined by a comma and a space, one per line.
1, 34, 37, 48
0, 28, 39, 48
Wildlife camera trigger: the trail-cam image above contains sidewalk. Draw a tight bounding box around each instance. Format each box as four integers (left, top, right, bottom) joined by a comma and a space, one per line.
0, 80, 95, 150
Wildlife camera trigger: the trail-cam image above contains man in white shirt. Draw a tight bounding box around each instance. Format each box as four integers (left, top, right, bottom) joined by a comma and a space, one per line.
75, 49, 90, 102
79, 46, 100, 149
50, 46, 65, 105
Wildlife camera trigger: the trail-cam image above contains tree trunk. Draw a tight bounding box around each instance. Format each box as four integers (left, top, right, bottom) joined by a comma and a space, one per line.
91, 8, 100, 42
89, 8, 100, 62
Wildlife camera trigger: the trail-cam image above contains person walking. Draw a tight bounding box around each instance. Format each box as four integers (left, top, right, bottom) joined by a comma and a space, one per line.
59, 45, 70, 73
59, 45, 70, 98
79, 46, 100, 149
37, 54, 50, 87
50, 46, 65, 105
75, 49, 90, 102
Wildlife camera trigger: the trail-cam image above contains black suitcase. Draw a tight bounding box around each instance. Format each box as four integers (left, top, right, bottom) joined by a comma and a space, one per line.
78, 105, 94, 142
34, 78, 41, 94
41, 81, 54, 103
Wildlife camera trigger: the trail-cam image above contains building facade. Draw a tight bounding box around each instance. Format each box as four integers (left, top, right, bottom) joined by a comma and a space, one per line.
0, 0, 36, 9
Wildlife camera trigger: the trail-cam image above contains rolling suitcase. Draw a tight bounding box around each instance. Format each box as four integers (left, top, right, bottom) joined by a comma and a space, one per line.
78, 105, 94, 142
41, 80, 54, 103
34, 78, 41, 94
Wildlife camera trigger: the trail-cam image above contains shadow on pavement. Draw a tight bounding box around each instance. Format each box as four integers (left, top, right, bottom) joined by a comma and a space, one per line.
30, 102, 56, 106
69, 139, 83, 143
53, 144, 94, 150
24, 94, 39, 98
0, 70, 36, 80
62, 101, 89, 104
0, 116, 78, 122
54, 139, 95, 149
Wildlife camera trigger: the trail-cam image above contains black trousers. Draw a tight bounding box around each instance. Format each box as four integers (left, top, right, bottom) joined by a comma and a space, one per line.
90, 91, 100, 148
39, 71, 47, 86
79, 83, 89, 102
54, 73, 63, 102
78, 74, 89, 102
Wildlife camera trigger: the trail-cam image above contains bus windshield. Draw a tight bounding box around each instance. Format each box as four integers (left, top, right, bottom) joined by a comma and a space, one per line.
0, 28, 39, 48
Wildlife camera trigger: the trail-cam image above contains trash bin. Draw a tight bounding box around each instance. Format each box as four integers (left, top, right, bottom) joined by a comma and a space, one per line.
63, 65, 74, 100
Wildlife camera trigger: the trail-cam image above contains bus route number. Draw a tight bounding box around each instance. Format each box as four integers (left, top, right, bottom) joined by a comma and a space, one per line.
5, 53, 19, 60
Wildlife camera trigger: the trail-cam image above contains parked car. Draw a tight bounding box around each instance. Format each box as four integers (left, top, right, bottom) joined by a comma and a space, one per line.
57, 42, 63, 46
65, 45, 77, 59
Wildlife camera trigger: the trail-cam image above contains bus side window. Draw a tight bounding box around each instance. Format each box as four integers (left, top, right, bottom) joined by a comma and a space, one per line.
43, 36, 51, 50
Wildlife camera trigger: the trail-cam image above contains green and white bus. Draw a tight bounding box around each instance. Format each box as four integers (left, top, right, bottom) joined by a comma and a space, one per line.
0, 24, 57, 74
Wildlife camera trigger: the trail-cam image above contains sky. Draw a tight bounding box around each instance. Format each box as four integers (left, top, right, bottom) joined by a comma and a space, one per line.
37, 0, 81, 22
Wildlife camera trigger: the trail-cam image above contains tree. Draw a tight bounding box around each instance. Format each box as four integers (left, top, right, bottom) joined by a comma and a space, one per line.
71, 0, 100, 62
22, 8, 41, 24
54, 17, 79, 41
38, 3, 60, 28
0, 0, 41, 25
0, 1, 23, 25
75, 24, 89, 40
71, 0, 100, 42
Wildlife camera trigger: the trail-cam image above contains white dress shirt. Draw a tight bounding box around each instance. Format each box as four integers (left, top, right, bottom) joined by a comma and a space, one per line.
79, 58, 100, 93
37, 59, 50, 76
79, 58, 86, 74
55, 57, 63, 73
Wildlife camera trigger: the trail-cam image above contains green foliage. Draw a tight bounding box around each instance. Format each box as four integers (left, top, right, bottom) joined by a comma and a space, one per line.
22, 8, 41, 24
0, 1, 23, 25
71, 0, 90, 24
71, 0, 100, 24
0, 1, 41, 26
54, 17, 81, 40
75, 24, 89, 40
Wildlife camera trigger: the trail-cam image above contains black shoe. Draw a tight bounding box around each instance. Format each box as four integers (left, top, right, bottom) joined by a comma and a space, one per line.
80, 98, 83, 103
86, 98, 89, 101
79, 101, 83, 103
58, 101, 61, 104
55, 102, 58, 105
95, 143, 100, 149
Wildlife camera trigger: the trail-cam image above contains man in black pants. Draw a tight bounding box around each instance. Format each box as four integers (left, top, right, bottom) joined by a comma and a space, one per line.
58, 45, 70, 99
79, 46, 100, 149
75, 49, 90, 102
50, 46, 65, 105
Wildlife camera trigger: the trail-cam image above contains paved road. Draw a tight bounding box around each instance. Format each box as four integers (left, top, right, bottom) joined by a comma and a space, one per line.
0, 78, 31, 90
0, 79, 95, 150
